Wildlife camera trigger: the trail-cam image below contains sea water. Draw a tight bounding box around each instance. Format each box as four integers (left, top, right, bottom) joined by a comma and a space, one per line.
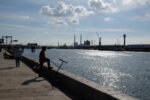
23, 49, 150, 100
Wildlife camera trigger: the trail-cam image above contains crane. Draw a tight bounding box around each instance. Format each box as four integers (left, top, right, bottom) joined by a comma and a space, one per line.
2, 36, 13, 45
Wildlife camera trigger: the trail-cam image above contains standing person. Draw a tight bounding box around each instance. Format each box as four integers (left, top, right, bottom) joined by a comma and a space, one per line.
31, 46, 35, 52
13, 46, 23, 67
39, 47, 51, 72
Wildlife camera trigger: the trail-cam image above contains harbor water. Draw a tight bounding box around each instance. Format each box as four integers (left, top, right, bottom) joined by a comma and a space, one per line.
23, 49, 150, 100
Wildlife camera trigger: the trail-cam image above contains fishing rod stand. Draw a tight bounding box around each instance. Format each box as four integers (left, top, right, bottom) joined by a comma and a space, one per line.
52, 58, 67, 87
54, 59, 67, 78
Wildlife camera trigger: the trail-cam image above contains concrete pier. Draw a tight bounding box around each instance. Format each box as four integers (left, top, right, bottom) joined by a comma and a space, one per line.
0, 50, 74, 100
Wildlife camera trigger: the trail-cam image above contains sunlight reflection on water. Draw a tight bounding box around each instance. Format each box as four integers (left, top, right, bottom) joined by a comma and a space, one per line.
23, 49, 150, 100
82, 50, 131, 57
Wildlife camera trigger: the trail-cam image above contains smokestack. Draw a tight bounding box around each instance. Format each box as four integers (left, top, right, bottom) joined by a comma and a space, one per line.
99, 37, 101, 46
74, 34, 76, 46
58, 41, 59, 47
80, 34, 82, 45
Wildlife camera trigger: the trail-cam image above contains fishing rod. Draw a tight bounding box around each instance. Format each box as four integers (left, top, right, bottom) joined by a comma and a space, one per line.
50, 60, 60, 68
57, 59, 67, 71
50, 58, 68, 78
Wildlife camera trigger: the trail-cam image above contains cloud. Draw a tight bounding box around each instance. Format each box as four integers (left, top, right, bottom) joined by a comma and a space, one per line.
76, 28, 133, 32
49, 18, 68, 25
133, 11, 150, 21
0, 23, 77, 35
0, 23, 49, 32
21, 16, 30, 20
104, 17, 113, 21
88, 0, 150, 13
121, 0, 150, 9
88, 0, 118, 13
0, 13, 31, 20
40, 2, 94, 25
87, 0, 150, 13
122, 0, 149, 6
69, 17, 79, 24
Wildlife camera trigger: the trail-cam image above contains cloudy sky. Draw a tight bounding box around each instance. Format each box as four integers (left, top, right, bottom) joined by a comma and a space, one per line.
0, 0, 150, 46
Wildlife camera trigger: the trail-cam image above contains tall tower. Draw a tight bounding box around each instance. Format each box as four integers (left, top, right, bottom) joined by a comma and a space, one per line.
58, 41, 59, 47
74, 34, 76, 46
123, 34, 126, 46
80, 34, 82, 45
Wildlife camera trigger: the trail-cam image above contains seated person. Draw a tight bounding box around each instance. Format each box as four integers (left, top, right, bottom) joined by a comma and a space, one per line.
39, 47, 51, 70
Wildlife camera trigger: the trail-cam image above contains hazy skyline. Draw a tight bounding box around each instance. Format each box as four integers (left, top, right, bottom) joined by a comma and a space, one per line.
0, 0, 150, 46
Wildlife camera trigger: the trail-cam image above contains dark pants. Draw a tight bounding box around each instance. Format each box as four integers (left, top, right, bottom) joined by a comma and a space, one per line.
15, 57, 20, 67
39, 58, 50, 75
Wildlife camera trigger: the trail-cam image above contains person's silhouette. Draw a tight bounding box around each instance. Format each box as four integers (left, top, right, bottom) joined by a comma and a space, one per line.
13, 46, 23, 67
39, 47, 51, 75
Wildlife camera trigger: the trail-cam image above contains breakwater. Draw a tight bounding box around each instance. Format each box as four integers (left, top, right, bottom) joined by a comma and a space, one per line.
0, 49, 72, 100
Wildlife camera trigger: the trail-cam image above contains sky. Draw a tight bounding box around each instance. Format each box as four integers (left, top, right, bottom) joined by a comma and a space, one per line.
0, 0, 150, 46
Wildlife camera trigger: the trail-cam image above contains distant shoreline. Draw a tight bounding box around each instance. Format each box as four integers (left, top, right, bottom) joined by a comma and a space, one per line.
1, 44, 150, 52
